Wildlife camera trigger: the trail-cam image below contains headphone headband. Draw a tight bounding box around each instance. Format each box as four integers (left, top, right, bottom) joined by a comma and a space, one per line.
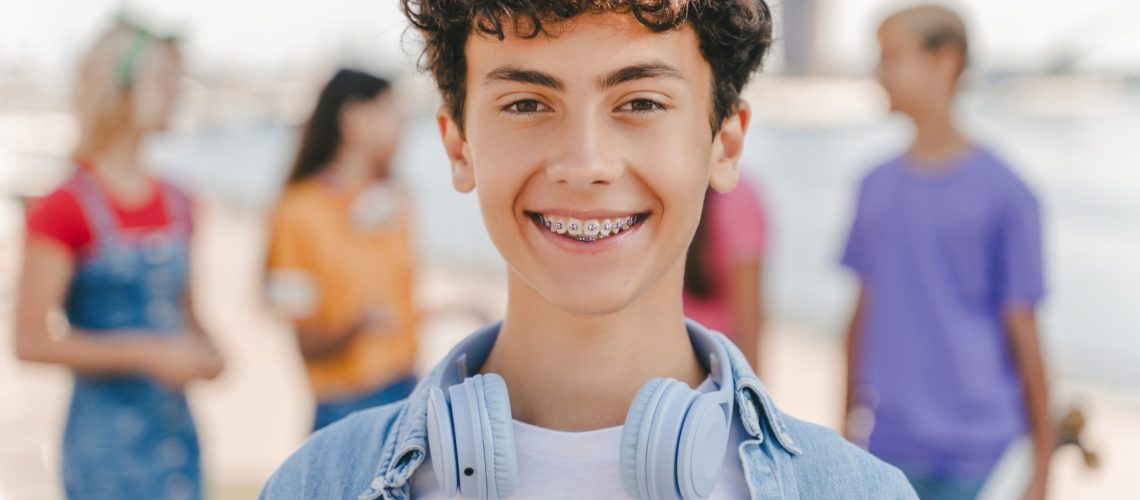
428, 320, 737, 500
436, 322, 501, 388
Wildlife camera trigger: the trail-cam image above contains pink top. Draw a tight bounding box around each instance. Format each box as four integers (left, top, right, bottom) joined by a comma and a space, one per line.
682, 176, 768, 336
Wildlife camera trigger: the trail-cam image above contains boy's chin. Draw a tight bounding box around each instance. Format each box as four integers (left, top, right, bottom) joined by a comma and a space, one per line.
537, 283, 641, 317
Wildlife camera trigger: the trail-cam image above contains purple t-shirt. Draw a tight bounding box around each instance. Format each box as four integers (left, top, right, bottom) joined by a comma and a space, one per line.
842, 145, 1044, 476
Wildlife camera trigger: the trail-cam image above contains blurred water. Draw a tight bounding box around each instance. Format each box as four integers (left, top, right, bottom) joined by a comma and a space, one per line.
108, 85, 1140, 389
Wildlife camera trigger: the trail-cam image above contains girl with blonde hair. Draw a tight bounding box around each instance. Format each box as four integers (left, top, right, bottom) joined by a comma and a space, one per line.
15, 18, 223, 499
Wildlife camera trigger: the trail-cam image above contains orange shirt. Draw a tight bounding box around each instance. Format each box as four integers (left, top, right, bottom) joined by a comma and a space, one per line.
266, 178, 418, 401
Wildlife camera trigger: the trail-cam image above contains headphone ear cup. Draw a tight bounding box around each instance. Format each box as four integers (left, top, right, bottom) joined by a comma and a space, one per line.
620, 378, 672, 499
473, 374, 518, 499
623, 379, 712, 500
676, 398, 730, 499
427, 386, 459, 497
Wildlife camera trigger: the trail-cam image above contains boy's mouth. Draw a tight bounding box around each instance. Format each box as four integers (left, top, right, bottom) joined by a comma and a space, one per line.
525, 211, 649, 243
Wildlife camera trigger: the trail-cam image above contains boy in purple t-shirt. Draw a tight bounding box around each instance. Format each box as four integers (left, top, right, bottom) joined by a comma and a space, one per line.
841, 5, 1052, 500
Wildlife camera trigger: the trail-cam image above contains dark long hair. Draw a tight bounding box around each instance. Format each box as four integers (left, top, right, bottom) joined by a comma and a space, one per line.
287, 69, 391, 184
684, 189, 715, 299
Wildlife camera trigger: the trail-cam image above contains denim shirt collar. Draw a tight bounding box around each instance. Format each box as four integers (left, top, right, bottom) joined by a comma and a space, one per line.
358, 320, 802, 500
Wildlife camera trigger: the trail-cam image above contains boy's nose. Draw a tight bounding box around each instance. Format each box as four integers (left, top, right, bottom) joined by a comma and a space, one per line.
544, 114, 622, 189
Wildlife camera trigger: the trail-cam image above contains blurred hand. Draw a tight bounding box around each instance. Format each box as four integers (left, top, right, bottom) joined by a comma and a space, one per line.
194, 335, 225, 380
843, 404, 874, 448
142, 335, 224, 389
360, 305, 393, 334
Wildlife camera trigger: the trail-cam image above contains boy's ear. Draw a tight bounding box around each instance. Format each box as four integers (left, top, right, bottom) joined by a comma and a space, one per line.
436, 106, 476, 193
708, 100, 751, 193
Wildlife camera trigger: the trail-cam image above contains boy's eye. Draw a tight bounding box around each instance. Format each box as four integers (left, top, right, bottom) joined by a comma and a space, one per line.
502, 99, 551, 114
616, 99, 666, 114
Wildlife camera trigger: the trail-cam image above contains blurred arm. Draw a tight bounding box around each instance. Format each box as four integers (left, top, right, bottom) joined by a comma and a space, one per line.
1004, 306, 1052, 500
14, 238, 158, 374
293, 319, 367, 361
182, 250, 224, 380
843, 283, 868, 438
264, 202, 367, 362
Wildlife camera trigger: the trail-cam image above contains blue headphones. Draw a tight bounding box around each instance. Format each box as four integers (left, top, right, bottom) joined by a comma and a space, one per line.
426, 321, 735, 500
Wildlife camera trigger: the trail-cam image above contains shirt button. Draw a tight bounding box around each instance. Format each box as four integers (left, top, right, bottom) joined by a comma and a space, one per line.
370, 477, 384, 489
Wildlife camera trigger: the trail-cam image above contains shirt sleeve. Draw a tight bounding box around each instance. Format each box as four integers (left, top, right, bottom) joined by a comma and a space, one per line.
710, 178, 768, 263
265, 202, 318, 319
840, 179, 869, 275
25, 189, 92, 253
998, 184, 1045, 307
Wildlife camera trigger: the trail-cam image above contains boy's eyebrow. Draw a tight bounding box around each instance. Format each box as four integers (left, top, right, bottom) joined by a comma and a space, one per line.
484, 67, 565, 90
483, 62, 685, 92
597, 62, 685, 89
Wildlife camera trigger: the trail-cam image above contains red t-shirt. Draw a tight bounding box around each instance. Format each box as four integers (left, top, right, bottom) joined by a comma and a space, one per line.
25, 171, 191, 254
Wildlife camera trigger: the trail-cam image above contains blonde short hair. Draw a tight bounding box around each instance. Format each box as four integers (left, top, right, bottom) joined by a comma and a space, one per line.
71, 20, 179, 158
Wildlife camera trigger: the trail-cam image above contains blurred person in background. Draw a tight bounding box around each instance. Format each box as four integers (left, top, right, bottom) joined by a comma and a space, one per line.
841, 5, 1051, 500
264, 68, 419, 433
12, 18, 224, 500
683, 176, 769, 374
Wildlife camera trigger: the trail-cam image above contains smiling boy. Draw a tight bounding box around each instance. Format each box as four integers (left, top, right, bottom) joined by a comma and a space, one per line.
261, 2, 916, 499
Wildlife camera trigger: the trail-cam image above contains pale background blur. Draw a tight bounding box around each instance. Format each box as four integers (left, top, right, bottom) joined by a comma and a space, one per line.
2, 0, 1138, 498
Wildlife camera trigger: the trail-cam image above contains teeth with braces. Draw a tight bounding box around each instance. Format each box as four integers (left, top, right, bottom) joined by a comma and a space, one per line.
540, 214, 639, 242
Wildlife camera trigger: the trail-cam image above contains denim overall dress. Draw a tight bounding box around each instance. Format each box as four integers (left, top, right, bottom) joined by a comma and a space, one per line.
60, 169, 202, 500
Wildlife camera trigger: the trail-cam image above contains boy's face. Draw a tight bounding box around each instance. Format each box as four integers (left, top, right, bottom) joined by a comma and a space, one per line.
876, 23, 956, 115
437, 13, 748, 315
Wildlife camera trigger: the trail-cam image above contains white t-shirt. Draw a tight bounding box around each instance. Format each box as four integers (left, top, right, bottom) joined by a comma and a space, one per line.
410, 378, 750, 499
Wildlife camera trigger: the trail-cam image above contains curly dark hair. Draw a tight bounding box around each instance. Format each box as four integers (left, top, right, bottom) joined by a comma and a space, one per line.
401, 0, 773, 134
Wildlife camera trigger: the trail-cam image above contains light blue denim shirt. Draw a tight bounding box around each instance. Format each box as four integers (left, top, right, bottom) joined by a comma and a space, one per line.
261, 321, 917, 499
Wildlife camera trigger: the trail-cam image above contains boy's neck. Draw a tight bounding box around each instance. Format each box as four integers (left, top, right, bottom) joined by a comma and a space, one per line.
482, 263, 705, 432
907, 106, 970, 166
